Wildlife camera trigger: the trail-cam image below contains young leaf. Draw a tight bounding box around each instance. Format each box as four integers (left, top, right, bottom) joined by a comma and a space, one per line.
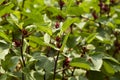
0, 31, 11, 42
90, 54, 103, 71
0, 0, 4, 4
67, 7, 84, 16
70, 58, 91, 70
60, 18, 79, 34
60, 33, 70, 51
102, 61, 115, 76
0, 74, 7, 80
86, 33, 97, 43
28, 36, 58, 50
36, 24, 52, 36
0, 3, 14, 17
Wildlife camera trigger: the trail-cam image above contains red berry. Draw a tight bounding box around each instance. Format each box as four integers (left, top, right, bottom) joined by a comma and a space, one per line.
98, 2, 103, 8
58, 0, 65, 8
64, 57, 71, 67
102, 4, 110, 12
21, 29, 28, 36
56, 42, 61, 48
56, 15, 64, 21
13, 40, 21, 47
76, 1, 81, 5
92, 11, 98, 20
110, 0, 115, 4
1, 1, 8, 5
65, 57, 70, 63
55, 36, 61, 42
55, 22, 60, 28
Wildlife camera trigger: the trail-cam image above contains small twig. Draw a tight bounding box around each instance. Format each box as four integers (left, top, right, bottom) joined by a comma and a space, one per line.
62, 60, 65, 80
70, 24, 73, 34
53, 51, 60, 80
44, 69, 46, 80
20, 35, 26, 80
71, 67, 75, 76
22, 0, 25, 8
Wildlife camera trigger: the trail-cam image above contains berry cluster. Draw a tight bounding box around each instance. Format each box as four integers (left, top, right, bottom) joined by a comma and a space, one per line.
55, 36, 61, 48
63, 57, 71, 67
98, 0, 110, 14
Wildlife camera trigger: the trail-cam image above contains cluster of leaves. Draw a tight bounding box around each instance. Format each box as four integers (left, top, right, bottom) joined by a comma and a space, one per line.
0, 0, 120, 80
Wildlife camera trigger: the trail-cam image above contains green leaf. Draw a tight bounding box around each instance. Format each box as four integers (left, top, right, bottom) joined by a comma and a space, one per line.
0, 48, 9, 60
107, 22, 116, 29
75, 22, 86, 29
36, 24, 52, 36
86, 71, 104, 80
80, 0, 99, 13
44, 33, 50, 44
0, 74, 7, 80
60, 33, 70, 51
0, 31, 11, 42
90, 54, 103, 71
0, 3, 14, 17
114, 19, 120, 24
1, 56, 19, 72
103, 55, 120, 64
0, 0, 4, 4
23, 8, 44, 23
33, 71, 44, 80
67, 7, 84, 16
28, 36, 46, 46
60, 18, 79, 34
86, 33, 97, 43
28, 36, 58, 50
35, 56, 54, 72
102, 61, 115, 76
66, 35, 78, 48
0, 41, 9, 60
70, 58, 91, 70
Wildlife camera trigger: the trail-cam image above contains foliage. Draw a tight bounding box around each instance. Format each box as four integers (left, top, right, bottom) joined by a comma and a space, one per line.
0, 0, 120, 80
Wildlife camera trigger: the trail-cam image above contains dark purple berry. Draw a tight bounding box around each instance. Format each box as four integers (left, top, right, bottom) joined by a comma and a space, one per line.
21, 29, 28, 36
55, 36, 61, 42
76, 0, 82, 5
13, 40, 21, 47
64, 57, 71, 67
55, 21, 60, 28
58, 0, 65, 8
98, 2, 103, 8
102, 4, 110, 12
56, 43, 61, 48
1, 1, 8, 5
110, 0, 115, 4
56, 15, 64, 21
92, 11, 98, 20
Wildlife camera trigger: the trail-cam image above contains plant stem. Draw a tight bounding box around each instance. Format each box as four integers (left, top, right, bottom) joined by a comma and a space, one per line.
70, 24, 73, 34
44, 69, 46, 80
22, 0, 25, 8
21, 36, 26, 67
20, 35, 26, 80
71, 67, 75, 76
53, 51, 59, 80
62, 61, 65, 80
